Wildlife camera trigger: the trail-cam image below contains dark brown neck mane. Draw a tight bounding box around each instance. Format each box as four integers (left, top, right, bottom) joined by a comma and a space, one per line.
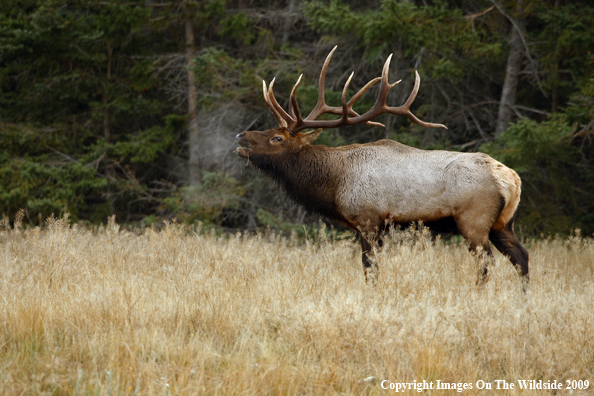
249, 146, 345, 222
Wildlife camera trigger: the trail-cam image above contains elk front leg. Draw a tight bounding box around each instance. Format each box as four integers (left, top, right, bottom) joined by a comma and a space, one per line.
360, 233, 379, 284
488, 227, 529, 279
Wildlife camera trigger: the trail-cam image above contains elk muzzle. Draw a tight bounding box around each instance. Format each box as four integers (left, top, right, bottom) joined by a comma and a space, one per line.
235, 132, 251, 158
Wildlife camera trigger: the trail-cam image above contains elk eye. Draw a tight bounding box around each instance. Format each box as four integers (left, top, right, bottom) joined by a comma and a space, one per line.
271, 136, 283, 143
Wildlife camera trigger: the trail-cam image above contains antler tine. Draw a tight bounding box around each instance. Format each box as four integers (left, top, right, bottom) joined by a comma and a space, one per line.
288, 74, 303, 122
347, 77, 381, 107
268, 78, 295, 125
405, 111, 448, 129
295, 46, 384, 129
377, 53, 394, 107
341, 72, 354, 123
385, 71, 448, 129
263, 80, 288, 128
347, 77, 385, 128
304, 45, 337, 121
402, 70, 421, 109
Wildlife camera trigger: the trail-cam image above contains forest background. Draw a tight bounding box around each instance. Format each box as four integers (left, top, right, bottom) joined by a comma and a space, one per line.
1, 0, 593, 237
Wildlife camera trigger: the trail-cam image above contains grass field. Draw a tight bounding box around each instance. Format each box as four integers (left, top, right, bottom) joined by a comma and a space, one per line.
1, 214, 593, 395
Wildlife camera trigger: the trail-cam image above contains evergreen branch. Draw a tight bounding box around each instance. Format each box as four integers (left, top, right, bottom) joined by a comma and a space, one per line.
47, 147, 79, 164
464, 5, 495, 20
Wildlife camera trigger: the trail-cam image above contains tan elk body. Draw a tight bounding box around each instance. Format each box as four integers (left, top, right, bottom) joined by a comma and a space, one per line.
236, 47, 529, 283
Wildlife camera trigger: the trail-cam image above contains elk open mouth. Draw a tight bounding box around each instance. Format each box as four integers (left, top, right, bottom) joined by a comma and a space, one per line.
235, 137, 251, 158
236, 146, 251, 158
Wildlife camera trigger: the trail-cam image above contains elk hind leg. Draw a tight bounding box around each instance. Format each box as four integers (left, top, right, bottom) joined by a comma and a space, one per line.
489, 226, 529, 279
468, 238, 493, 283
456, 217, 494, 282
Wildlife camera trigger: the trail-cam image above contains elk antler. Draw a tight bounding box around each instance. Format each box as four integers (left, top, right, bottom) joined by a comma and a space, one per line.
262, 46, 447, 135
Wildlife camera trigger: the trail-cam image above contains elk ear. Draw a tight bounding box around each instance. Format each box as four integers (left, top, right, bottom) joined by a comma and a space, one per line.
301, 128, 323, 145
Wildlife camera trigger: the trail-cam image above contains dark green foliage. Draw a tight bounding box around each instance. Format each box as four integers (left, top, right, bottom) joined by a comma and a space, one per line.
302, 0, 503, 79
0, 0, 180, 223
0, 124, 107, 221
162, 171, 245, 227
111, 115, 181, 164
193, 48, 259, 107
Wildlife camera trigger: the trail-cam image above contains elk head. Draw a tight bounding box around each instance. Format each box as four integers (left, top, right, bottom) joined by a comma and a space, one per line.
236, 46, 446, 158
235, 127, 322, 159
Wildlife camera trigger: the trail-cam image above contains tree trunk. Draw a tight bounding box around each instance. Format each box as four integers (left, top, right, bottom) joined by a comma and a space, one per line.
104, 41, 114, 215
282, 0, 296, 45
185, 12, 201, 185
551, 0, 560, 113
495, 4, 524, 136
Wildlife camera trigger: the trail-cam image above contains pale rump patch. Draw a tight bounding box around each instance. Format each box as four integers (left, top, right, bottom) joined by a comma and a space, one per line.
488, 158, 522, 230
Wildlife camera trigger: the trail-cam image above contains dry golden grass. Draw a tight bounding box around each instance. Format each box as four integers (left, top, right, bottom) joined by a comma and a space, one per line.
1, 214, 593, 395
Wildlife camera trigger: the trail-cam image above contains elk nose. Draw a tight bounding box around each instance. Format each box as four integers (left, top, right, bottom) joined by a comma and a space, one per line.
236, 132, 246, 141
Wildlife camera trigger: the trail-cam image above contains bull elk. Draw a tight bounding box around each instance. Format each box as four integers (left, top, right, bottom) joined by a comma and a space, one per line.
236, 46, 529, 283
